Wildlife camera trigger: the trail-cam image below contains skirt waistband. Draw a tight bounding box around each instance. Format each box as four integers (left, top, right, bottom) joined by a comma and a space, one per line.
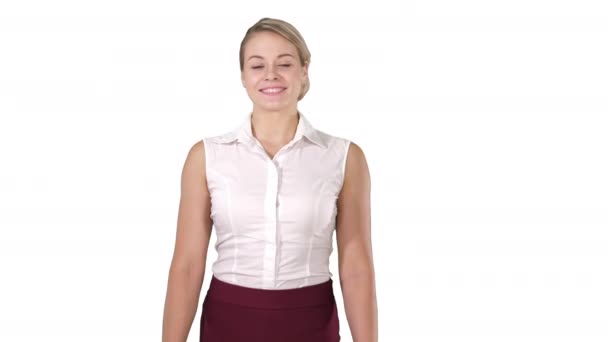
205, 275, 336, 309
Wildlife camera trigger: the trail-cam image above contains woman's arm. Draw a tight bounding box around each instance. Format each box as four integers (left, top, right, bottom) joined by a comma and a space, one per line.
162, 140, 213, 342
336, 141, 378, 342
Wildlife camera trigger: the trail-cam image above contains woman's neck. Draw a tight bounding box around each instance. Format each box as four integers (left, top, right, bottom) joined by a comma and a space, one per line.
250, 107, 300, 144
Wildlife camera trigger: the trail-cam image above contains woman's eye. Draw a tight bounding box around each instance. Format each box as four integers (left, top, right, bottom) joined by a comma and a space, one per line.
250, 64, 290, 69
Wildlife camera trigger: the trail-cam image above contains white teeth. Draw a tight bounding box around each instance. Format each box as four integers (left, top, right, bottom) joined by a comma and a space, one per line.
261, 88, 284, 93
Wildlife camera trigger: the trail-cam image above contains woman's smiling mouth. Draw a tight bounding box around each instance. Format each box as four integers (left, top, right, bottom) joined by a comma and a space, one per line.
260, 87, 286, 96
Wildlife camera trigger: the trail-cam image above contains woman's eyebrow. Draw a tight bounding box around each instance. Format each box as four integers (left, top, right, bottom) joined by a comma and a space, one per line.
247, 53, 295, 61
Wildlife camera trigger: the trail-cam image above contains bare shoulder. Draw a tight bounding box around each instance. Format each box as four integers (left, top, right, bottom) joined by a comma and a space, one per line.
190, 139, 205, 154
170, 138, 212, 272
336, 140, 372, 279
180, 139, 208, 194
345, 140, 367, 165
341, 140, 370, 196
188, 139, 206, 161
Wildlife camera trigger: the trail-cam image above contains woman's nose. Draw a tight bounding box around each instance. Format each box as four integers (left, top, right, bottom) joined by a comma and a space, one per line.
264, 67, 279, 80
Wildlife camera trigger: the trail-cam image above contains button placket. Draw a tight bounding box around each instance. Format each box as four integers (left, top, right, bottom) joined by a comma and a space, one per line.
262, 159, 280, 288
249, 138, 293, 288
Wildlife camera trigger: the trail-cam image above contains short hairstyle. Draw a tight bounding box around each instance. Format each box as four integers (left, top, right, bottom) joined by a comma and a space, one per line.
239, 17, 311, 101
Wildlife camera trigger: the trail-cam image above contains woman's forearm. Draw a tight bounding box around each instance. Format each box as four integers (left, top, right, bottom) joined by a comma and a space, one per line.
162, 267, 205, 342
340, 272, 378, 342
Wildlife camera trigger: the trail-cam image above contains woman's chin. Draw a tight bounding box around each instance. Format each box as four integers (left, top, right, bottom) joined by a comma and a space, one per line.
254, 100, 293, 111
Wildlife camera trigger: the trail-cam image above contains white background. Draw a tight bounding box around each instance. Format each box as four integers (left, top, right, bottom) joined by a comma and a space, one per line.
1, 0, 607, 341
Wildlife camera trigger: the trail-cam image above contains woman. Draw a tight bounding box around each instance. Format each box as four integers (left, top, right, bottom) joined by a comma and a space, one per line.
162, 17, 378, 342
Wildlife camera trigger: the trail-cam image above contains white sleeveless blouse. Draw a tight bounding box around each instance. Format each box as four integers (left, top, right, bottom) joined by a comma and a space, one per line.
202, 111, 351, 289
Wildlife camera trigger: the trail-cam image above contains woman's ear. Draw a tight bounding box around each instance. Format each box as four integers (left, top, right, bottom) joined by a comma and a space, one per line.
302, 62, 309, 80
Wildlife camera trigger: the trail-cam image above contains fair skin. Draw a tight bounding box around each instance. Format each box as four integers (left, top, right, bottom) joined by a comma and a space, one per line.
162, 30, 377, 342
337, 142, 379, 342
161, 140, 211, 342
240, 30, 309, 157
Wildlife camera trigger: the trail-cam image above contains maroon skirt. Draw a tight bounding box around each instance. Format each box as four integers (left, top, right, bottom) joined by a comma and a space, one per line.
199, 275, 341, 341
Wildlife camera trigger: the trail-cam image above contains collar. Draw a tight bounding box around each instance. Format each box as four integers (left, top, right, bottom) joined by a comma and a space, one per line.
215, 111, 328, 149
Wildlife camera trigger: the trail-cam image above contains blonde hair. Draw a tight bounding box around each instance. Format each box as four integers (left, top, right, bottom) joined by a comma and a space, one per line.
239, 17, 311, 101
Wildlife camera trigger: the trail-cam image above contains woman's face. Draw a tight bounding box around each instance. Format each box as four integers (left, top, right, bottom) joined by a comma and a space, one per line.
241, 31, 308, 112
